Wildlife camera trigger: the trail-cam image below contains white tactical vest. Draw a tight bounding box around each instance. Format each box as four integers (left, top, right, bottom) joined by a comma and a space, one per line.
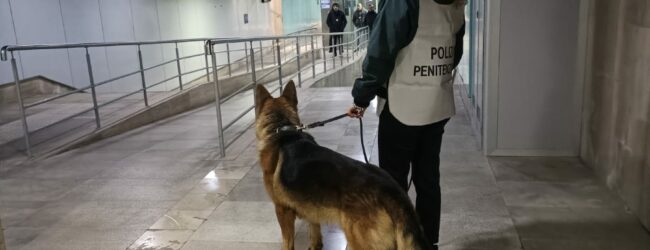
377, 0, 465, 126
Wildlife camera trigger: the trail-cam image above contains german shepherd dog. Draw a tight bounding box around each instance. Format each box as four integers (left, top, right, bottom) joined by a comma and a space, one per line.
254, 81, 431, 250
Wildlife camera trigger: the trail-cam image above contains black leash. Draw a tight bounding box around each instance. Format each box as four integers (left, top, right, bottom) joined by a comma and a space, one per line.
304, 114, 412, 189
303, 114, 369, 164
303, 114, 348, 129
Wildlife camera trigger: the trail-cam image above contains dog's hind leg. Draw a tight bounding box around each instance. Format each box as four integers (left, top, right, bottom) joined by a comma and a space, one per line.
275, 205, 297, 250
341, 212, 396, 250
309, 223, 323, 250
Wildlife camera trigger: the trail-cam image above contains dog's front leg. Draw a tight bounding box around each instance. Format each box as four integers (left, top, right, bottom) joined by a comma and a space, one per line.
274, 205, 296, 250
309, 223, 323, 250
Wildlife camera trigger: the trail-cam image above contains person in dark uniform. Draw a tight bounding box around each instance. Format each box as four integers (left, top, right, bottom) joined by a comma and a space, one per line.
364, 3, 377, 31
352, 3, 367, 51
326, 3, 347, 56
353, 3, 367, 28
347, 0, 466, 248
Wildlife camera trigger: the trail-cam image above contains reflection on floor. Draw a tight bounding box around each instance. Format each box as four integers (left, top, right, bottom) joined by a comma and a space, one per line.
0, 86, 648, 250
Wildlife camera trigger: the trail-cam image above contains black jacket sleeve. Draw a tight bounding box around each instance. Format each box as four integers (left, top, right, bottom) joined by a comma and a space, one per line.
351, 0, 419, 108
353, 11, 360, 27
326, 12, 334, 30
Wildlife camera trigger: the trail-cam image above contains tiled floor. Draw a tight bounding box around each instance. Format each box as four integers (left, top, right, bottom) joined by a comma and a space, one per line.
1, 81, 649, 250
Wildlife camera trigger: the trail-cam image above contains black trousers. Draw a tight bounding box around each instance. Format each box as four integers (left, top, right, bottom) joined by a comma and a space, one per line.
328, 34, 343, 56
378, 106, 449, 245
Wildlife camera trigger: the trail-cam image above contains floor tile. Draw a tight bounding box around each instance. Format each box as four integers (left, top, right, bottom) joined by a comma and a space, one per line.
149, 210, 212, 230
0, 179, 80, 202
181, 240, 282, 250
18, 228, 143, 250
127, 230, 194, 250
442, 185, 510, 216
509, 206, 650, 243
520, 238, 649, 250
498, 180, 623, 208
188, 178, 241, 196
171, 193, 227, 211
226, 176, 271, 202
489, 157, 594, 183
439, 213, 521, 250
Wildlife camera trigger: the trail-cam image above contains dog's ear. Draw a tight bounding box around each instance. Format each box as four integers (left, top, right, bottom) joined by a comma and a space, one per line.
282, 81, 298, 108
255, 84, 272, 115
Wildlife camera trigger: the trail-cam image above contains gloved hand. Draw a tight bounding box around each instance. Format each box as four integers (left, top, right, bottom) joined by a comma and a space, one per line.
346, 104, 366, 118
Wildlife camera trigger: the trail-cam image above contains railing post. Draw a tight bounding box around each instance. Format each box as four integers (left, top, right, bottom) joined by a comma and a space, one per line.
311, 35, 316, 79
272, 40, 277, 65
250, 41, 257, 87
323, 48, 327, 74
226, 43, 232, 77
175, 43, 183, 90
366, 28, 370, 48
346, 33, 350, 63
259, 41, 264, 69
85, 47, 101, 128
276, 39, 283, 93
245, 42, 250, 72
296, 37, 302, 88
204, 46, 211, 83
283, 39, 287, 61
209, 43, 226, 158
137, 46, 149, 106
332, 42, 336, 69
352, 30, 356, 61
250, 41, 259, 117
10, 52, 32, 156
340, 35, 344, 66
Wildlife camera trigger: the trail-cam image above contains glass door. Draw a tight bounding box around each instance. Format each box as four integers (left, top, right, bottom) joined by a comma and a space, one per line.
460, 0, 486, 144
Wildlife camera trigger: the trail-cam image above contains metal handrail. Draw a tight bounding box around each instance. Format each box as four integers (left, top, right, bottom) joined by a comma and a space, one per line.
1, 38, 209, 57
207, 27, 370, 157
207, 31, 358, 46
1, 25, 321, 157
0, 25, 319, 59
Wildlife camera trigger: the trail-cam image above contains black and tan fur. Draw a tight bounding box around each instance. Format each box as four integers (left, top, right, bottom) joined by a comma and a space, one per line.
255, 81, 431, 250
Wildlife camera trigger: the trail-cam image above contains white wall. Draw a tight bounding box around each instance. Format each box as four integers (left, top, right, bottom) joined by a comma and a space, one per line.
0, 0, 19, 81
581, 0, 650, 229
0, 0, 280, 92
484, 0, 584, 156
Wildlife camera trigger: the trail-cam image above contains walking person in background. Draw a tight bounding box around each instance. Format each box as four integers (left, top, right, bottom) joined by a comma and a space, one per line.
365, 3, 378, 32
327, 3, 347, 56
347, 0, 466, 248
353, 3, 367, 51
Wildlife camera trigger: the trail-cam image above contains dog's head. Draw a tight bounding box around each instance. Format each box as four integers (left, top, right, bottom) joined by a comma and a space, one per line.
255, 81, 301, 141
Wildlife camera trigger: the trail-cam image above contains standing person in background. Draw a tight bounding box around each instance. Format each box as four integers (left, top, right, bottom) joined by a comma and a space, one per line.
327, 3, 347, 56
347, 0, 466, 249
365, 3, 378, 32
352, 3, 367, 51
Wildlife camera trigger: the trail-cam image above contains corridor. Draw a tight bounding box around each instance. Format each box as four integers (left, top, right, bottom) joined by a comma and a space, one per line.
1, 83, 647, 249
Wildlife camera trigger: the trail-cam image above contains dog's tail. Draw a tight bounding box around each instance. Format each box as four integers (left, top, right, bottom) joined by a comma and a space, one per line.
394, 209, 433, 250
